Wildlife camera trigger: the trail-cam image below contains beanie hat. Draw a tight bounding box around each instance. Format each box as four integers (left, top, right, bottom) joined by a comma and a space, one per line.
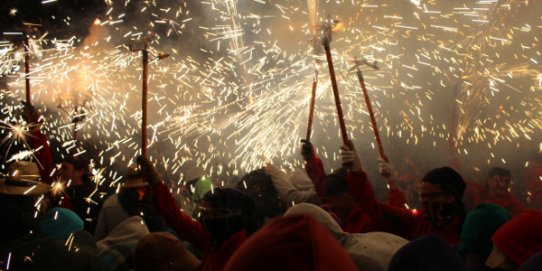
458, 203, 511, 256
422, 167, 466, 200
389, 234, 468, 271
224, 215, 358, 271
491, 209, 542, 266
39, 207, 84, 239
135, 232, 201, 271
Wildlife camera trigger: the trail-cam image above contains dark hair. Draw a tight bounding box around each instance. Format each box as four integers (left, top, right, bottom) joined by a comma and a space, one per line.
63, 156, 92, 184
203, 187, 255, 215
487, 167, 511, 178
236, 169, 285, 218
421, 167, 466, 201
323, 167, 348, 197
0, 194, 39, 243
118, 189, 167, 233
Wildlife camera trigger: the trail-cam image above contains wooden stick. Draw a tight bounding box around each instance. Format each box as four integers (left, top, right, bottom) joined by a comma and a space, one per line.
355, 67, 388, 162
323, 39, 349, 145
23, 37, 31, 104
306, 71, 318, 141
142, 46, 149, 157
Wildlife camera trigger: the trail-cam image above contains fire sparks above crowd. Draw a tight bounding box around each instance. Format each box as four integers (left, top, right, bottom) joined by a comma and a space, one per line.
0, 0, 541, 184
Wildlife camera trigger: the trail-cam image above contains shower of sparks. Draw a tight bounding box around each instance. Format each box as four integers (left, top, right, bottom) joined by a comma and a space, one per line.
0, 0, 541, 200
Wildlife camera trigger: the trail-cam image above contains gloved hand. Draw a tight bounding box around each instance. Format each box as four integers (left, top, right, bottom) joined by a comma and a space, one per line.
339, 141, 361, 172
21, 101, 42, 124
136, 156, 163, 187
300, 139, 315, 161
378, 158, 398, 181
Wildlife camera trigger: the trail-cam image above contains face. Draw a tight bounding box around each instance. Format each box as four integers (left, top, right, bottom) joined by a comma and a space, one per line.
487, 175, 511, 196
418, 182, 455, 226
60, 162, 84, 184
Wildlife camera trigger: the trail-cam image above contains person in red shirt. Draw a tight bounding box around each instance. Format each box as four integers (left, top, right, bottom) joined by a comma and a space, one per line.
21, 101, 54, 185
476, 167, 524, 216
137, 156, 257, 271
302, 141, 400, 233
339, 142, 467, 246
524, 152, 542, 211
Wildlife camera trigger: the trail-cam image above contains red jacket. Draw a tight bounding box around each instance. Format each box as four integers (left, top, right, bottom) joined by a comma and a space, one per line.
305, 157, 406, 233
347, 170, 463, 245
304, 156, 326, 197
151, 182, 246, 271
476, 190, 525, 216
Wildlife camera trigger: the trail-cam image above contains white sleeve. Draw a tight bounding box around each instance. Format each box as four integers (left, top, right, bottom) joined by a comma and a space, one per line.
265, 164, 319, 206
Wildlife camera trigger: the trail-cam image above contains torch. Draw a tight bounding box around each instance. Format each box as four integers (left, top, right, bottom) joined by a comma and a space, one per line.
321, 16, 349, 146
130, 35, 169, 157
349, 58, 388, 162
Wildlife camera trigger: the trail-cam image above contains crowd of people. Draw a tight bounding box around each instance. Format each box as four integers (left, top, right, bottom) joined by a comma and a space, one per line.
1, 101, 542, 271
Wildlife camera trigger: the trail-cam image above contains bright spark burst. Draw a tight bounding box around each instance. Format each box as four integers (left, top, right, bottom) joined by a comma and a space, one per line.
0, 0, 540, 195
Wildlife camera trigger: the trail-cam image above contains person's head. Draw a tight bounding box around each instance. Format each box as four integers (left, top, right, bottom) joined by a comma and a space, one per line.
223, 214, 358, 271
198, 187, 256, 245
60, 156, 90, 185
185, 176, 212, 203
458, 203, 511, 271
236, 168, 286, 220
486, 210, 542, 270
322, 167, 355, 221
0, 161, 50, 243
485, 167, 512, 197
388, 234, 468, 271
135, 232, 201, 271
418, 167, 466, 226
122, 164, 148, 190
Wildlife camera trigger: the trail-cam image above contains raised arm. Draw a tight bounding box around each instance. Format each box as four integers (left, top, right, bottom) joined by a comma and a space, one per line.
137, 156, 212, 250
301, 140, 326, 197
265, 163, 319, 205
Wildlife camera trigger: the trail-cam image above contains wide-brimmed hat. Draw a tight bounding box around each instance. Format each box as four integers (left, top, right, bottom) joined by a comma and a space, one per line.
122, 165, 148, 189
0, 161, 50, 196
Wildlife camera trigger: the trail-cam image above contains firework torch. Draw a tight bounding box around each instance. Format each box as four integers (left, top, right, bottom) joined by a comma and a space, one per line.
130, 36, 169, 157
23, 36, 31, 104
306, 70, 318, 141
321, 17, 349, 146
350, 58, 388, 162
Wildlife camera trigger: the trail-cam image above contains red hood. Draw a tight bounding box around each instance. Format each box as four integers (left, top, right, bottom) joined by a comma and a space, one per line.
224, 214, 358, 271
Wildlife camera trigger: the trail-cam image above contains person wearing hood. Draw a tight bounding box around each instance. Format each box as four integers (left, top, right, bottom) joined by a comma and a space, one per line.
224, 214, 358, 271
474, 167, 524, 216
458, 203, 511, 271
285, 203, 409, 271
485, 209, 542, 270
336, 142, 467, 246
135, 231, 201, 271
95, 164, 166, 240
388, 234, 468, 271
137, 156, 257, 271
98, 216, 151, 271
